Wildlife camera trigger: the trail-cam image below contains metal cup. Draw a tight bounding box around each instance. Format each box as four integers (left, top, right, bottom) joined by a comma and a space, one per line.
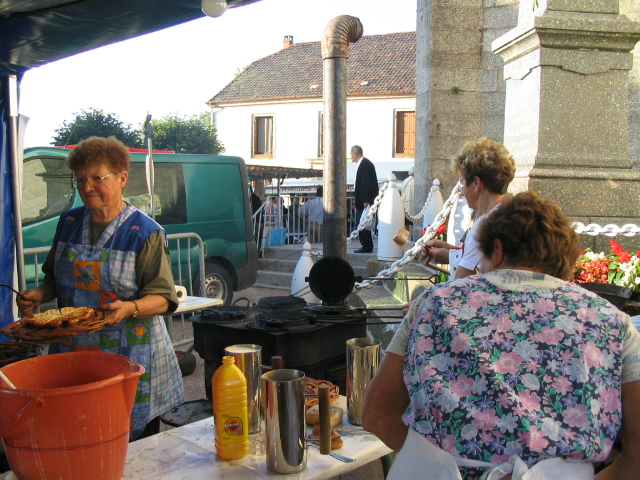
346, 338, 381, 425
224, 344, 262, 434
261, 369, 307, 473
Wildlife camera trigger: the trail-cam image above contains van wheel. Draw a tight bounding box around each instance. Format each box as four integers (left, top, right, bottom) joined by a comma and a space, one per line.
176, 351, 196, 377
195, 264, 233, 306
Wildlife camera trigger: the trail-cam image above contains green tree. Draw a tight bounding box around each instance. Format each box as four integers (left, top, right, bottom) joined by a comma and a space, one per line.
51, 107, 142, 147
150, 112, 224, 154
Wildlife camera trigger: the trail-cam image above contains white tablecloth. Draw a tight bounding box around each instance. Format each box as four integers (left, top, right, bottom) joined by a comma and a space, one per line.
122, 397, 391, 479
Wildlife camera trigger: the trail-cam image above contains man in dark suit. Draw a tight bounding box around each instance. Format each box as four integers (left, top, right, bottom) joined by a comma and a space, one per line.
351, 145, 378, 253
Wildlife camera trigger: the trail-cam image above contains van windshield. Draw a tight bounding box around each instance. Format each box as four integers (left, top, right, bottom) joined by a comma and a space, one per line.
22, 156, 73, 224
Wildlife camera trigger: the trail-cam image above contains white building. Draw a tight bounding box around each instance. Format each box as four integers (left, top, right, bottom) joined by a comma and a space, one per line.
207, 32, 417, 186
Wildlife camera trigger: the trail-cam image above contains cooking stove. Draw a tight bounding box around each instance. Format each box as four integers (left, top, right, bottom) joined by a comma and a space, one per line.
190, 296, 368, 400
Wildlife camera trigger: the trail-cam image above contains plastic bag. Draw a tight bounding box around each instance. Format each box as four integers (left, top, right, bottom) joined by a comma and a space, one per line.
361, 206, 375, 231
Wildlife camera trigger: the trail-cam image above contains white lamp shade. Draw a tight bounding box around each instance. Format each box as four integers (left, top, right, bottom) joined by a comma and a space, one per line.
202, 0, 227, 17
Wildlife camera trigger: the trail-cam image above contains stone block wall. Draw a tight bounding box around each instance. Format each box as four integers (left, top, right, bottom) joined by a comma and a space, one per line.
415, 0, 484, 211
415, 0, 519, 203
416, 0, 640, 252
482, 1, 519, 142
621, 0, 640, 167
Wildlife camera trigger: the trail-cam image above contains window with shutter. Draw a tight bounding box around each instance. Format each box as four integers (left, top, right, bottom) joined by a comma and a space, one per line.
253, 115, 274, 158
395, 110, 415, 157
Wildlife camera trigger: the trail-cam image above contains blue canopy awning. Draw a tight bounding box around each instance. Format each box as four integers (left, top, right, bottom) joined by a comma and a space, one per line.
0, 0, 263, 76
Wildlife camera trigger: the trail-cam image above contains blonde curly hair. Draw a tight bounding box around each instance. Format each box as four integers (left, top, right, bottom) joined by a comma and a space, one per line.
451, 137, 515, 195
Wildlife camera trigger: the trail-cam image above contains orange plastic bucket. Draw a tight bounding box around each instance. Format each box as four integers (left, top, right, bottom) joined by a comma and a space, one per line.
0, 351, 144, 480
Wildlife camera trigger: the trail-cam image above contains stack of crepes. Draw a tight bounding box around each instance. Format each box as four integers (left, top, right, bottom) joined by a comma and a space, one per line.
1, 307, 113, 343
305, 377, 344, 449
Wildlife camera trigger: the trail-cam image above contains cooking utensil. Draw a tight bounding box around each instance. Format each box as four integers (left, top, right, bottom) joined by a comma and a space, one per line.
306, 256, 360, 304
346, 338, 381, 425
309, 443, 356, 463
0, 371, 17, 389
338, 429, 368, 436
262, 369, 307, 473
0, 284, 26, 301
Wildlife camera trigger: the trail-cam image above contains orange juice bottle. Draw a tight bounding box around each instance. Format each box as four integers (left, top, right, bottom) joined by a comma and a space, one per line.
212, 356, 249, 460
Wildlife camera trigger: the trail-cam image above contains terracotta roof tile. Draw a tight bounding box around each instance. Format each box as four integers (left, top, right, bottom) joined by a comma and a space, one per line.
208, 31, 415, 104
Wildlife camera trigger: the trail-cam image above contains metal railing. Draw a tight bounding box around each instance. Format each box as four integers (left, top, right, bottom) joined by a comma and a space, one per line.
165, 232, 206, 348
22, 232, 207, 349
252, 194, 359, 253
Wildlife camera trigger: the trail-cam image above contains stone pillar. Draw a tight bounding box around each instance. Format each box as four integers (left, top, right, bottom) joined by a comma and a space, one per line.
414, 0, 485, 225
621, 0, 640, 167
493, 0, 640, 250
415, 0, 518, 227
483, 1, 520, 142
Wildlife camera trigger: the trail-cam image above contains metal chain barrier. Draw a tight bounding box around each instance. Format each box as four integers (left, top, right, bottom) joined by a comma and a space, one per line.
346, 183, 389, 243
404, 182, 439, 222
572, 222, 640, 237
308, 185, 639, 285
354, 183, 463, 291
310, 182, 390, 257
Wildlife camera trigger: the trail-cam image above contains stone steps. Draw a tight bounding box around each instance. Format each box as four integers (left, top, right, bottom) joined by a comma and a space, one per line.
254, 244, 373, 291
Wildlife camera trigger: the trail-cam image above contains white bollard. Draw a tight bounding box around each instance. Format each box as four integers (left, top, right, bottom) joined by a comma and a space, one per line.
422, 179, 445, 234
377, 175, 406, 261
291, 242, 320, 303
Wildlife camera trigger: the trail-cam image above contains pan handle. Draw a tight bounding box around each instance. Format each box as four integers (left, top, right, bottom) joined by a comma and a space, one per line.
0, 397, 43, 437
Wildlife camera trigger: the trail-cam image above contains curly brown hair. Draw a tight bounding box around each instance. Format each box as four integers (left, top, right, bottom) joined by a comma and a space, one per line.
451, 137, 515, 194
67, 136, 130, 173
476, 191, 580, 280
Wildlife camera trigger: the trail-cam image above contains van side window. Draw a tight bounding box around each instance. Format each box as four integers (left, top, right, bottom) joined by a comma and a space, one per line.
21, 156, 73, 224
125, 163, 187, 225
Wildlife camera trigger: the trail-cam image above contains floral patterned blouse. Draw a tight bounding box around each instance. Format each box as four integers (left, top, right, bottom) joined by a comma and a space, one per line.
401, 270, 626, 477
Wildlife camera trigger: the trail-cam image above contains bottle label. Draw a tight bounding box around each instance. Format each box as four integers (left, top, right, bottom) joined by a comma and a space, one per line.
224, 416, 244, 436
215, 409, 246, 439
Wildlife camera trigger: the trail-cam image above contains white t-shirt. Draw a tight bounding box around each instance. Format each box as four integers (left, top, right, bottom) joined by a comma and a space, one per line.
457, 214, 484, 271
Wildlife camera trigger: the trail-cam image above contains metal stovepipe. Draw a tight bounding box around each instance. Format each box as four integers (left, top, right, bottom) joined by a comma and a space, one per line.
321, 16, 363, 260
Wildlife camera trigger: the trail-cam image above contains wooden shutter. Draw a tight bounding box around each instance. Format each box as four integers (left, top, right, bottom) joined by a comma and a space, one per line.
395, 111, 415, 155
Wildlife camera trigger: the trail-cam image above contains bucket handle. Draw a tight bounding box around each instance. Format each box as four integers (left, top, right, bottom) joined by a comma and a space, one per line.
0, 397, 43, 437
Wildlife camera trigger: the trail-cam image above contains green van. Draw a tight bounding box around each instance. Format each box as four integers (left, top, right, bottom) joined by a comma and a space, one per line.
21, 147, 258, 305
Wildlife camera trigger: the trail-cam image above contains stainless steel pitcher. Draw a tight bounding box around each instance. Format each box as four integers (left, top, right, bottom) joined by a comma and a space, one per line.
261, 369, 307, 473
224, 344, 262, 434
346, 338, 381, 425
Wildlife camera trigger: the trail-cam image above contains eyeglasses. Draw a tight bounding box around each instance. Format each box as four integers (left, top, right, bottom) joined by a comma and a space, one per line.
72, 173, 117, 188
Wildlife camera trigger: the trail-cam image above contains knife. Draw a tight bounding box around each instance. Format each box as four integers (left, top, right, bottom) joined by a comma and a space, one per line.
309, 442, 356, 463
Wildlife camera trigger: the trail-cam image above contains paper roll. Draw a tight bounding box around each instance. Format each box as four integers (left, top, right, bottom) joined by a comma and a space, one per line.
175, 285, 187, 303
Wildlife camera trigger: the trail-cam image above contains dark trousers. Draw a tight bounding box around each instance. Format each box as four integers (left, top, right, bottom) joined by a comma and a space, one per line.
357, 208, 374, 251
131, 416, 161, 442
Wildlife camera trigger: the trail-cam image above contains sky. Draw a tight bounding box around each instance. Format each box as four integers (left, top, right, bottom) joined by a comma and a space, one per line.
18, 0, 417, 148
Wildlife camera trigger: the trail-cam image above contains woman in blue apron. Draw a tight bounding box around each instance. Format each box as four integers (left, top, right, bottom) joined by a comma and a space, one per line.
363, 192, 640, 479
18, 136, 184, 440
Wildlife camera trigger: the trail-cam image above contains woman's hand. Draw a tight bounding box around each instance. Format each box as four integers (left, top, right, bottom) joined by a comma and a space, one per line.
101, 300, 136, 327
421, 239, 452, 265
401, 302, 412, 316
101, 295, 169, 327
16, 289, 44, 316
